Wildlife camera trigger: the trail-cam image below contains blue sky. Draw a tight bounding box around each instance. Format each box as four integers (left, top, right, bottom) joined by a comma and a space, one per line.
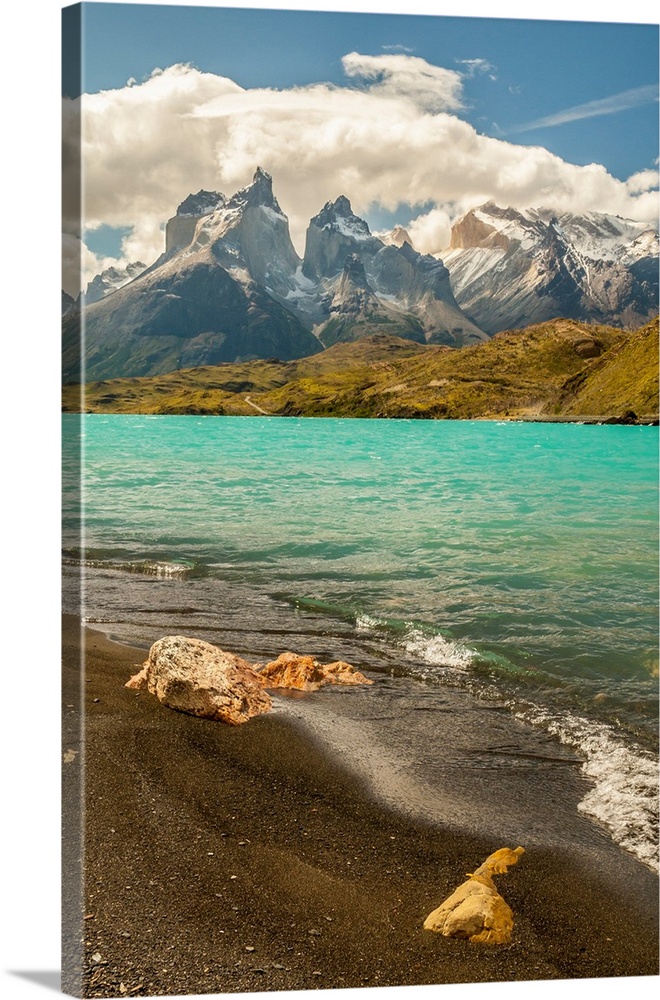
60, 1, 659, 289
68, 2, 658, 181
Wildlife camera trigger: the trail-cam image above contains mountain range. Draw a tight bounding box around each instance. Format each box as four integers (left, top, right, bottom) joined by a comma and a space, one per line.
443, 203, 658, 335
62, 169, 658, 383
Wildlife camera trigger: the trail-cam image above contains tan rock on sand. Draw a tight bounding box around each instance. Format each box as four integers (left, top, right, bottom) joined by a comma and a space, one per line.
125, 635, 272, 724
258, 651, 373, 691
423, 846, 525, 945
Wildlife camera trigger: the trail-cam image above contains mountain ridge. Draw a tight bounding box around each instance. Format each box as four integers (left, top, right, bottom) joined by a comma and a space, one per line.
442, 203, 658, 334
63, 171, 659, 383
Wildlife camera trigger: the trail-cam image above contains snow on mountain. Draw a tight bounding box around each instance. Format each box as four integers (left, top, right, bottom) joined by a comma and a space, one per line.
165, 190, 226, 252
379, 225, 414, 248
442, 204, 659, 334
176, 190, 226, 218
62, 170, 322, 382
63, 175, 658, 383
79, 260, 148, 306
302, 196, 485, 346
302, 196, 383, 282
315, 253, 426, 347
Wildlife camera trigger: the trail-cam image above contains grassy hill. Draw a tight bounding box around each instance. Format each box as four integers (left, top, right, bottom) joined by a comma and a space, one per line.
555, 319, 658, 418
62, 318, 659, 422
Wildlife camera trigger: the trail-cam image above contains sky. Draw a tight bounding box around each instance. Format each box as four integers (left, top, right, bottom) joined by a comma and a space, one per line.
61, 0, 660, 295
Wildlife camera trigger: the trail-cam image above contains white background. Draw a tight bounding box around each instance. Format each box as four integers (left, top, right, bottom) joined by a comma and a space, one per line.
1, 2, 658, 999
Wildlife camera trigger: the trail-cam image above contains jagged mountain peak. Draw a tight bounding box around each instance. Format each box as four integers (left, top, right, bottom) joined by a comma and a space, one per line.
303, 196, 380, 281
314, 194, 353, 219
312, 196, 372, 238
228, 166, 283, 213
395, 240, 450, 279
79, 259, 148, 306
382, 225, 414, 249
176, 190, 226, 218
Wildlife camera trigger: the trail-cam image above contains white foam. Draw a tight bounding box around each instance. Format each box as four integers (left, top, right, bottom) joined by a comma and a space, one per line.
356, 614, 475, 671
355, 612, 384, 631
403, 627, 476, 670
513, 704, 659, 873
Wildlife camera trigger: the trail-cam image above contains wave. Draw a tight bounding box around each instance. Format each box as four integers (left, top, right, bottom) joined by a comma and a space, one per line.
356, 613, 476, 671
513, 703, 659, 873
63, 553, 199, 579
355, 612, 659, 872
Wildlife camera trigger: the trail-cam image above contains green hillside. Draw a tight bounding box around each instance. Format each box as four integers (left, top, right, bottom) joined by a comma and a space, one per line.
556, 319, 658, 418
62, 318, 659, 422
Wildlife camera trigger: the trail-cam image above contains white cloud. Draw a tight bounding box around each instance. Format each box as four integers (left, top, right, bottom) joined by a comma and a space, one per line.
382, 44, 414, 54
625, 168, 659, 195
407, 209, 454, 254
62, 56, 660, 293
341, 51, 464, 113
456, 58, 497, 80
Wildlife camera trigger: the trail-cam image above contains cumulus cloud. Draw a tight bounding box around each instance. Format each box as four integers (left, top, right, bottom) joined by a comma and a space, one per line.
407, 208, 454, 255
341, 51, 464, 113
62, 55, 659, 293
625, 167, 659, 195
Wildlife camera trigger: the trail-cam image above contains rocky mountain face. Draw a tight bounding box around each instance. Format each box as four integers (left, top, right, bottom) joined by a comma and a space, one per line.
442, 203, 659, 335
300, 196, 484, 347
62, 290, 75, 316
62, 170, 322, 382
316, 253, 426, 346
62, 171, 485, 382
62, 174, 658, 384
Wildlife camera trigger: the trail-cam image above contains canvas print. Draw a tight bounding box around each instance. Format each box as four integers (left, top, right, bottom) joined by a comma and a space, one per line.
61, 2, 659, 997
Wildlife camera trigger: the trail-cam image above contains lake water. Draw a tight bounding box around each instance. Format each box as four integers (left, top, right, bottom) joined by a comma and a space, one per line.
62, 414, 659, 870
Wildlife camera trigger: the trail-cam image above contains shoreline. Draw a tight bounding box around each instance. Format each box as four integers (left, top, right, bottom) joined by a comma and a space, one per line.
63, 614, 658, 997
63, 405, 659, 425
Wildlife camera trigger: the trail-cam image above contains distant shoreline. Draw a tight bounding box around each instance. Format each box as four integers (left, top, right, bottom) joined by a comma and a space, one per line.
62, 408, 659, 425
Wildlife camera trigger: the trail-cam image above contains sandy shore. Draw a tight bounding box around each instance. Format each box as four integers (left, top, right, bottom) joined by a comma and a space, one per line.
62, 614, 658, 998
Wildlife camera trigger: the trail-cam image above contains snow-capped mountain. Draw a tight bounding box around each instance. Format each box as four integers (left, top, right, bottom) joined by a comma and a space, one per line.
315, 252, 426, 346
62, 175, 658, 383
78, 260, 148, 306
164, 190, 225, 253
442, 203, 659, 335
62, 170, 323, 382
382, 225, 414, 248
301, 195, 485, 346
62, 171, 484, 382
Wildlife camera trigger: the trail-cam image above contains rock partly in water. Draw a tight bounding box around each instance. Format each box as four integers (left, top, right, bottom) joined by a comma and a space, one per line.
423, 846, 525, 945
125, 636, 272, 724
258, 651, 373, 691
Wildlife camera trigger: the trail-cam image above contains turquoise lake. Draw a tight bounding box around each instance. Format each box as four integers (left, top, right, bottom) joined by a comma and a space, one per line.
62, 414, 659, 868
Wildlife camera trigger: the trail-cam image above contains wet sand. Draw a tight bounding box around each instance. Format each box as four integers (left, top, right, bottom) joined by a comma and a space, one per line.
62, 614, 658, 998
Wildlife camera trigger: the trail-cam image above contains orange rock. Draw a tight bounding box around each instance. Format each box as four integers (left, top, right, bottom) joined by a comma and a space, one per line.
423, 846, 525, 945
258, 651, 372, 691
125, 635, 272, 724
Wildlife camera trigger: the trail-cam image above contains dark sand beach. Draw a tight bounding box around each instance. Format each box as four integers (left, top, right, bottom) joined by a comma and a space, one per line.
62, 614, 658, 998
